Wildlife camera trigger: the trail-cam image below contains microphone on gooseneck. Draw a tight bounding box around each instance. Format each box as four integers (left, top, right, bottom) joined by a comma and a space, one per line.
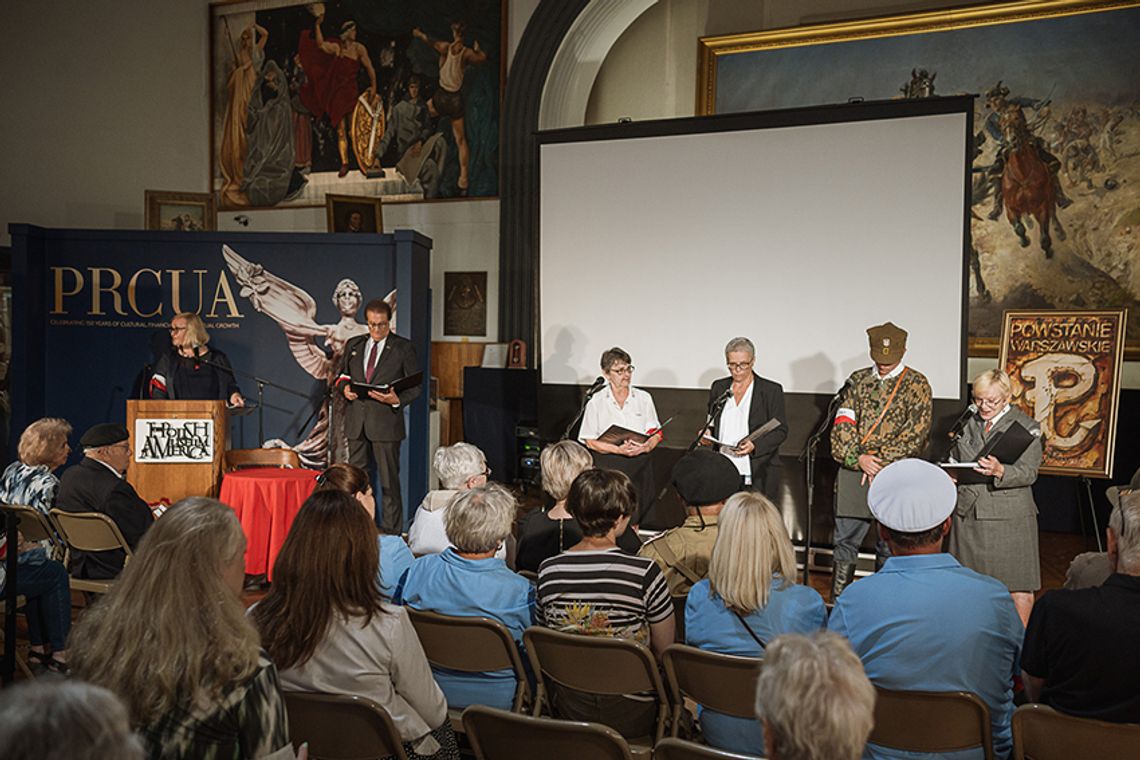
947, 403, 979, 440
585, 376, 606, 397
712, 385, 733, 411
194, 346, 202, 371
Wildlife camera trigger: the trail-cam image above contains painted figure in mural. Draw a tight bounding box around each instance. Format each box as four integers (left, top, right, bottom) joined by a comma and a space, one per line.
996, 105, 1067, 257
376, 75, 447, 198
899, 68, 936, 99
412, 21, 488, 195
298, 10, 378, 178
241, 61, 307, 207
288, 53, 313, 175
1058, 106, 1103, 189
220, 22, 268, 206
983, 81, 1072, 221
221, 245, 395, 467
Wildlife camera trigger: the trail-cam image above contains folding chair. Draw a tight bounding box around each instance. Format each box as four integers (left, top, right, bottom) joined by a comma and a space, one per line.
49, 509, 134, 595
462, 704, 634, 760
870, 688, 993, 760
283, 691, 408, 760
1012, 703, 1140, 760
652, 737, 764, 759
225, 448, 301, 472
524, 626, 669, 758
0, 596, 36, 681
661, 644, 761, 737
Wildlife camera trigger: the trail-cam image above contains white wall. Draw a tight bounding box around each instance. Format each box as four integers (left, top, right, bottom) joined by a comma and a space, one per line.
0, 0, 540, 343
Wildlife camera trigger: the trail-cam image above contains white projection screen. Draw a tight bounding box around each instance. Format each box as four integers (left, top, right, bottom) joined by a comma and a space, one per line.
539, 100, 971, 400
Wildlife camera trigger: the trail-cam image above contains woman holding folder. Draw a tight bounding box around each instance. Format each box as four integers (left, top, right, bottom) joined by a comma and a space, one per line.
578, 347, 662, 524
948, 368, 1043, 625
705, 337, 788, 501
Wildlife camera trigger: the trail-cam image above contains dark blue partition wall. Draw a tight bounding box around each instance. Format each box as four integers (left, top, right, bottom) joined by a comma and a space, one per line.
9, 224, 432, 516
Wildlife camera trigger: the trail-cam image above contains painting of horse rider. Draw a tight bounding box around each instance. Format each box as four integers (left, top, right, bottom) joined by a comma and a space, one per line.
699, 0, 1140, 356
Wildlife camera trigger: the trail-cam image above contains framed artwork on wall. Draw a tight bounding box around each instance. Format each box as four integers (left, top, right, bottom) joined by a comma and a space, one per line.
325, 193, 383, 233
209, 0, 505, 210
698, 0, 1140, 358
144, 190, 217, 231
443, 271, 487, 336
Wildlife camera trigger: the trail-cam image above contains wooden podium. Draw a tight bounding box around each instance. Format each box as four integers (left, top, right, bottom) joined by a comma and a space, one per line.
126, 400, 228, 504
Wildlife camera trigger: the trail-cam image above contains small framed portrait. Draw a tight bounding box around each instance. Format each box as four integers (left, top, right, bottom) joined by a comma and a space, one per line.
325, 193, 383, 233
144, 190, 217, 231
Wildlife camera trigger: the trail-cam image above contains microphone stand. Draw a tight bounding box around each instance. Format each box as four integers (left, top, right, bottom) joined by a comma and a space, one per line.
194, 355, 311, 446
800, 389, 846, 586
562, 383, 605, 441
644, 392, 731, 518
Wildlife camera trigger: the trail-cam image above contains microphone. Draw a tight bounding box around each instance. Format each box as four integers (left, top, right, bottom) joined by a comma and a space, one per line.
947, 403, 979, 440
711, 385, 733, 411
193, 345, 202, 371
585, 376, 606, 397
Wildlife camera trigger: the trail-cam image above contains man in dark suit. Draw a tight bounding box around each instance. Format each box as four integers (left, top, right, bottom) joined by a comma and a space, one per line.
706, 337, 787, 502
55, 423, 154, 579
339, 298, 421, 532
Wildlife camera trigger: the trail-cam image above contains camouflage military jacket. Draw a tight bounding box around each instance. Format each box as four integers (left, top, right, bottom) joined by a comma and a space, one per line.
830, 365, 932, 470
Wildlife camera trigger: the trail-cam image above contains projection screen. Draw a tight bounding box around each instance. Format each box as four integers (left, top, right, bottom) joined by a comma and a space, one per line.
538, 100, 971, 400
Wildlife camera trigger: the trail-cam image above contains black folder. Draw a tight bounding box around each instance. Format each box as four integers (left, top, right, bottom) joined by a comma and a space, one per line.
952, 421, 1037, 485
351, 371, 423, 398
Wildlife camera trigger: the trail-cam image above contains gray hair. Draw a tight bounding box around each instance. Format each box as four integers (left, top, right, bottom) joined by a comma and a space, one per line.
756, 632, 875, 760
0, 680, 145, 760
539, 440, 593, 501
724, 337, 756, 358
433, 442, 487, 489
444, 483, 516, 553
1109, 490, 1140, 571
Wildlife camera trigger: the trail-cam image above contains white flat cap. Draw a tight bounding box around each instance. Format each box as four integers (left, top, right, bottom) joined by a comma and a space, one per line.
868, 458, 957, 532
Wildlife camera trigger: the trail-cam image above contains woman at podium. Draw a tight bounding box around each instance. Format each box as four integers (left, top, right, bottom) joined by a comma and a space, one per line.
149, 312, 245, 407
578, 347, 662, 524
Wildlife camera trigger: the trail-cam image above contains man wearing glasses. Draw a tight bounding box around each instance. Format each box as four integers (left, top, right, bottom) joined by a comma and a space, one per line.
56, 423, 154, 579
339, 298, 421, 533
830, 322, 932, 600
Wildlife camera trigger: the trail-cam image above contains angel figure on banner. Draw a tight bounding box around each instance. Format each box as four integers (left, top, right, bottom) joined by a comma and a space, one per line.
221, 244, 396, 467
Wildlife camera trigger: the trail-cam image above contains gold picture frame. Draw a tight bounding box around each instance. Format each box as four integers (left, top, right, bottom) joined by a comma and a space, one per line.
144, 190, 217, 231
325, 193, 383, 233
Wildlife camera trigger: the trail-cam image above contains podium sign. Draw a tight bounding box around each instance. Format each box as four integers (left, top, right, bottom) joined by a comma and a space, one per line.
126, 400, 227, 503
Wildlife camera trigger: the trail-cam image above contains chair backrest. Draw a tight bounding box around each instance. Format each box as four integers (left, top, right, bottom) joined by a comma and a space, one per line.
224, 448, 301, 472
462, 704, 634, 760
283, 691, 408, 760
1012, 703, 1140, 760
407, 608, 530, 711
652, 737, 763, 760
1, 504, 59, 547
870, 688, 993, 759
523, 626, 669, 741
662, 644, 761, 736
49, 509, 133, 559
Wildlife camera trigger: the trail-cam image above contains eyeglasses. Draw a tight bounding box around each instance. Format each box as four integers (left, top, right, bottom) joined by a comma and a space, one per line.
609, 365, 634, 375
169, 326, 187, 333
367, 321, 389, 329
727, 361, 753, 371
971, 395, 1006, 409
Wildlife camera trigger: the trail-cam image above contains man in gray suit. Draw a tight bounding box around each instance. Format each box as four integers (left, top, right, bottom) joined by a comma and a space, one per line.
340, 298, 421, 532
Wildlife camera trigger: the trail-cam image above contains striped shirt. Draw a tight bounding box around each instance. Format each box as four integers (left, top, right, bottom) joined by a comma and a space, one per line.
536, 548, 673, 645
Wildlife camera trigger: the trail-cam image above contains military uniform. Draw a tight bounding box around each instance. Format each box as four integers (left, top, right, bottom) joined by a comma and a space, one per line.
828, 323, 932, 599
638, 514, 719, 596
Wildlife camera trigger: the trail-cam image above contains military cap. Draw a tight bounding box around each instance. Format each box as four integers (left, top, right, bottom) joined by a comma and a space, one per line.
80, 423, 130, 448
1107, 485, 1140, 514
867, 322, 908, 364
868, 458, 956, 532
672, 448, 741, 507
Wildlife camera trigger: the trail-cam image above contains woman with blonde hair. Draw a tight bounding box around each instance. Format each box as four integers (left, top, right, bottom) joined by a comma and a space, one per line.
70, 497, 291, 759
515, 440, 640, 572
253, 489, 457, 759
0, 417, 74, 673
150, 312, 245, 406
685, 491, 826, 754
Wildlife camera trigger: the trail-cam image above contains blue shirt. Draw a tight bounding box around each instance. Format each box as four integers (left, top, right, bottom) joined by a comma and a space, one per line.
828, 554, 1023, 760
378, 534, 414, 599
396, 548, 536, 710
685, 577, 826, 754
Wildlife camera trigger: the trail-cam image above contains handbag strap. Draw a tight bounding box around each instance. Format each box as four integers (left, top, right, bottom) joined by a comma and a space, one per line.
730, 608, 767, 650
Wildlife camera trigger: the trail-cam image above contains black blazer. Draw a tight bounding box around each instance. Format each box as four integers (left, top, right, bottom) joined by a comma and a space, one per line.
340, 332, 421, 442
55, 458, 153, 579
708, 373, 788, 481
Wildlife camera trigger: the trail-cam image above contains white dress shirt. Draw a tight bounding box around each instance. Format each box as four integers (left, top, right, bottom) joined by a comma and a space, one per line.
578, 385, 660, 442
719, 381, 754, 482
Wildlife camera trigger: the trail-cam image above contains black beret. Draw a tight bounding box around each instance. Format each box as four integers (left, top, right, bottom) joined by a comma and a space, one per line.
672, 448, 741, 507
80, 423, 130, 448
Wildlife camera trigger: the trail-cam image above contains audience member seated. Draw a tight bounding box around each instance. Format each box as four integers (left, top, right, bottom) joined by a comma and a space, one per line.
71, 497, 293, 759
55, 423, 153, 579
827, 459, 1023, 760
396, 483, 535, 710
754, 632, 875, 760
1022, 486, 1140, 723
0, 417, 74, 673
408, 442, 504, 560
640, 447, 740, 595
0, 679, 146, 760
315, 462, 414, 597
253, 489, 458, 760
516, 440, 639, 573
685, 490, 826, 753
536, 468, 674, 738
1063, 471, 1140, 590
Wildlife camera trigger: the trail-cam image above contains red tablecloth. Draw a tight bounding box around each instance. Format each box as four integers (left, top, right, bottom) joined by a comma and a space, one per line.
220, 467, 319, 579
